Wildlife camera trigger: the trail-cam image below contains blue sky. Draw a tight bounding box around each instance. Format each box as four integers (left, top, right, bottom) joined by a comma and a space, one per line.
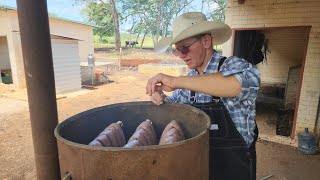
0, 0, 86, 22
0, 0, 207, 31
0, 0, 205, 22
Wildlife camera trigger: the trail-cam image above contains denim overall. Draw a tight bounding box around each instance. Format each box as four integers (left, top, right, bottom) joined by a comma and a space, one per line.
189, 58, 258, 180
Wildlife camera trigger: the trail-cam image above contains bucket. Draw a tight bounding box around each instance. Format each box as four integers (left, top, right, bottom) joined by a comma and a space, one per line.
1, 75, 12, 84
298, 128, 317, 155
55, 101, 210, 180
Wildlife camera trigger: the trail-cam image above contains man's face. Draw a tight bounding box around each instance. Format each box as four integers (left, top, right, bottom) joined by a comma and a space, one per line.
174, 36, 206, 70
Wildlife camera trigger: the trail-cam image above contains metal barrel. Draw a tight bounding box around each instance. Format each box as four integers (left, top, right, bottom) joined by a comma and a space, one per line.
54, 101, 210, 180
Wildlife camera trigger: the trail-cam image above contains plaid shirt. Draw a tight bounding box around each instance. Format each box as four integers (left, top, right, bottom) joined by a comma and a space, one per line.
165, 51, 260, 145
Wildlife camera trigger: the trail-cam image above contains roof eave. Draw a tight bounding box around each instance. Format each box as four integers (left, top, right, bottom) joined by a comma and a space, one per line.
0, 4, 95, 27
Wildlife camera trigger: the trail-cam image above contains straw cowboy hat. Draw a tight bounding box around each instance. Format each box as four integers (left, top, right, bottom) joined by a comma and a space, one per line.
155, 12, 232, 53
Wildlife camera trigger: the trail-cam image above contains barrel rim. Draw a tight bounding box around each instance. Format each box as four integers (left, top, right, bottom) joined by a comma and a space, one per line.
54, 101, 210, 151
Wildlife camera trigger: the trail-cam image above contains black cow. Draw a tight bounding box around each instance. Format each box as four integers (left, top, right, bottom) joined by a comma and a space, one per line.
125, 41, 139, 48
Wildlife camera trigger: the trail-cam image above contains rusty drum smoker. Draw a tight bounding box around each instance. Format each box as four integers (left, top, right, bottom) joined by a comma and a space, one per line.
54, 101, 210, 180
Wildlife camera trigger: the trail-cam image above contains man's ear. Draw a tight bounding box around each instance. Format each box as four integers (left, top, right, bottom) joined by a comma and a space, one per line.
202, 34, 212, 48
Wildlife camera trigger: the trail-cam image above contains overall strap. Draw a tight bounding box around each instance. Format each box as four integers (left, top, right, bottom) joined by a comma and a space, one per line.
190, 56, 227, 103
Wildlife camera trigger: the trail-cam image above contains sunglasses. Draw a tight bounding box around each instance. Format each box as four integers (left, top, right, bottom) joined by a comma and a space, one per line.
174, 35, 204, 55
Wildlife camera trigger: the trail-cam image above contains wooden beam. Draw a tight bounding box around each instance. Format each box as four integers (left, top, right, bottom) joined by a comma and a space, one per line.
238, 0, 245, 4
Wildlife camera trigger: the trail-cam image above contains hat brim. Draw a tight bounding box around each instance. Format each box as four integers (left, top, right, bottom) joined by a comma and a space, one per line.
155, 21, 232, 53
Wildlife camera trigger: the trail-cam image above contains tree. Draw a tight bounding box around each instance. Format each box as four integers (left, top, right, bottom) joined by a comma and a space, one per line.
161, 0, 194, 37
75, 0, 121, 51
77, 0, 198, 49
205, 0, 226, 22
108, 0, 121, 50
121, 0, 194, 48
81, 2, 114, 42
121, 0, 159, 48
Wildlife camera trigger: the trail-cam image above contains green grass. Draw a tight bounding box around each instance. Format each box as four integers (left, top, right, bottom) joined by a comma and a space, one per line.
94, 34, 223, 51
94, 35, 155, 49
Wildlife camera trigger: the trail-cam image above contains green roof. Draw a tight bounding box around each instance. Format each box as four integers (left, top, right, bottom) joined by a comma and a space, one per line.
0, 5, 94, 27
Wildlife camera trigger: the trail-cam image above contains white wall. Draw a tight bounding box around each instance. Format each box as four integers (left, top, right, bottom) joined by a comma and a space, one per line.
0, 36, 10, 69
0, 11, 8, 36
3, 9, 94, 89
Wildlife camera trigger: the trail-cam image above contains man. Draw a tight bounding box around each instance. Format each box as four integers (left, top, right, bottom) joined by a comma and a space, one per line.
146, 12, 260, 180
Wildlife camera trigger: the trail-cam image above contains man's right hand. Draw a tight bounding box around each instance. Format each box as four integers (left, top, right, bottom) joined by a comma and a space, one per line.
150, 85, 167, 105
146, 73, 175, 96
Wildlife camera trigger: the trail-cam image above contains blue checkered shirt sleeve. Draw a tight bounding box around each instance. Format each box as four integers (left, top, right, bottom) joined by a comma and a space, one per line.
220, 56, 260, 145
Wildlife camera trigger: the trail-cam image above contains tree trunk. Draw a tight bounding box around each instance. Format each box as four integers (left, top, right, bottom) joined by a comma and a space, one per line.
164, 24, 168, 37
136, 33, 142, 49
128, 21, 135, 48
140, 32, 147, 49
201, 0, 205, 12
152, 35, 156, 48
155, 0, 163, 43
135, 33, 140, 43
109, 0, 121, 51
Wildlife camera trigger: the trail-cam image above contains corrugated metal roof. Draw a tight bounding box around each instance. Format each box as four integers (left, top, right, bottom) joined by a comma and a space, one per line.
51, 34, 82, 41
0, 4, 95, 27
12, 30, 84, 41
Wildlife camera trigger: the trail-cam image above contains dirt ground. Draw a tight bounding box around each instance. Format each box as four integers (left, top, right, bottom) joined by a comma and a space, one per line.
0, 50, 320, 179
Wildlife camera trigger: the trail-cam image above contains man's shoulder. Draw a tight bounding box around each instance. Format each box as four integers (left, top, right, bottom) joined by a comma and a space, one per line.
219, 55, 260, 78
223, 56, 255, 69
225, 56, 246, 62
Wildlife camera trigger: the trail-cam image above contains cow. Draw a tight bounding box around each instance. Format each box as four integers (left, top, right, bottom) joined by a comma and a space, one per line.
125, 41, 139, 48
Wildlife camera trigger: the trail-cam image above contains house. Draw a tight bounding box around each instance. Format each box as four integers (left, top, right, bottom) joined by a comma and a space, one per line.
223, 0, 320, 138
0, 5, 94, 94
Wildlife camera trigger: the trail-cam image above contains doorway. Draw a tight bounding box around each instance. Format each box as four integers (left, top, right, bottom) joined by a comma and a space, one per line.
233, 26, 310, 138
0, 36, 12, 84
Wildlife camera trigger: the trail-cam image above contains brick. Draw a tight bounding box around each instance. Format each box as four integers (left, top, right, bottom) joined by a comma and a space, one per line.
285, 6, 320, 13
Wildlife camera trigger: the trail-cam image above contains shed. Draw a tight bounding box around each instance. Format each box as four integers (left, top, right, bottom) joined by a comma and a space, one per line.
223, 0, 320, 138
0, 5, 94, 94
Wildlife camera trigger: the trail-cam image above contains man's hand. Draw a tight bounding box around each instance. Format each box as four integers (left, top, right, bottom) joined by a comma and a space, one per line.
146, 73, 175, 96
149, 85, 167, 105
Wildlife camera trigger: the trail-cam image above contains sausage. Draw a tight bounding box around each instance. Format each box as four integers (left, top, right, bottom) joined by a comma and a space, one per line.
136, 119, 157, 145
170, 120, 185, 140
159, 128, 180, 145
88, 140, 103, 147
159, 128, 179, 145
115, 121, 126, 145
145, 119, 158, 144
160, 120, 185, 140
123, 139, 141, 148
164, 136, 179, 144
136, 120, 153, 144
159, 120, 185, 145
89, 121, 126, 147
96, 129, 117, 147
107, 121, 126, 146
160, 121, 173, 140
124, 119, 160, 148
128, 128, 149, 146
167, 128, 184, 141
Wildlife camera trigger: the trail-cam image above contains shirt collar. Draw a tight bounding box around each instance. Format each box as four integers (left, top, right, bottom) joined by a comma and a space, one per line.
192, 50, 221, 74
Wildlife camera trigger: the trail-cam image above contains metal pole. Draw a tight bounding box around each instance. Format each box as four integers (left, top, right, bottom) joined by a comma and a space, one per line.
91, 66, 94, 87
16, 0, 60, 179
